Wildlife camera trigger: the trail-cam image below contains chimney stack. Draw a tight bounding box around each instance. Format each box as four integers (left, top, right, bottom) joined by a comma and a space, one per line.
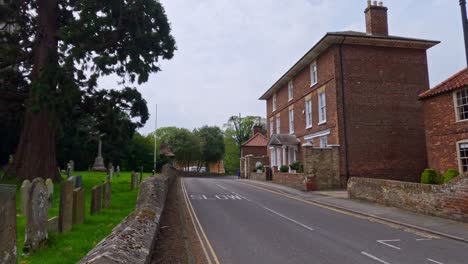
252, 124, 263, 135
365, 1, 389, 36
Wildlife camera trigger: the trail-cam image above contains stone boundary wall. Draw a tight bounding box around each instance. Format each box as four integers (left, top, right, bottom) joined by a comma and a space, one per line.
273, 173, 306, 191
250, 172, 266, 181
78, 165, 175, 264
348, 176, 468, 223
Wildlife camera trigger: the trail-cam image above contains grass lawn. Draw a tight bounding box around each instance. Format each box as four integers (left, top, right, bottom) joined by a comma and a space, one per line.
1, 171, 152, 264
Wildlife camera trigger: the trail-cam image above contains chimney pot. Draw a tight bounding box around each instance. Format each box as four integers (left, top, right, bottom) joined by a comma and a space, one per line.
379, 1, 383, 6
373, 1, 378, 6
367, 0, 371, 7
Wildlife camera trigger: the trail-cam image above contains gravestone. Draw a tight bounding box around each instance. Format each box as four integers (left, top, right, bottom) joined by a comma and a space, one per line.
23, 178, 49, 255
47, 216, 59, 233
58, 180, 74, 233
0, 185, 17, 264
116, 165, 120, 177
72, 188, 85, 225
91, 185, 102, 214
70, 160, 75, 172
130, 171, 136, 190
74, 175, 83, 189
20, 179, 31, 216
103, 182, 111, 208
67, 176, 77, 188
45, 179, 53, 208
134, 173, 140, 187
109, 165, 114, 180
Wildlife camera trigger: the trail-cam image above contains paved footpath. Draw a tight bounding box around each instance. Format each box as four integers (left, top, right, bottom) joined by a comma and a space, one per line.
182, 177, 468, 264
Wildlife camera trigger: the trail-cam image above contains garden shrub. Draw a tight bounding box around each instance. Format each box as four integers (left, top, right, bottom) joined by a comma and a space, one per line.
420, 169, 437, 184
442, 169, 459, 183
289, 161, 302, 172
279, 165, 289, 173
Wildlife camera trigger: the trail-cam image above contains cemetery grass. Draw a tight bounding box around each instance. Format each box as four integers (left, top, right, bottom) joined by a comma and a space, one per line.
1, 171, 152, 264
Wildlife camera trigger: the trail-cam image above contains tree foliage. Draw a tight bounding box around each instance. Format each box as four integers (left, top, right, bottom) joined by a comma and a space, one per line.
194, 126, 225, 167
0, 0, 176, 180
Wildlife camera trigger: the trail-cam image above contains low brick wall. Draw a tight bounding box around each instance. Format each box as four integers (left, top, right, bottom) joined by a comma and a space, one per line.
176, 170, 224, 177
78, 165, 175, 264
273, 173, 305, 191
348, 176, 468, 223
250, 172, 266, 181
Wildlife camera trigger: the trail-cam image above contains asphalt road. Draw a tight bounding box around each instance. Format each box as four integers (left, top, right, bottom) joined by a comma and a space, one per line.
182, 177, 468, 264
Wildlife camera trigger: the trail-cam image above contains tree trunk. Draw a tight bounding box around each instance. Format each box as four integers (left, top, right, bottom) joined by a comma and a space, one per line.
8, 0, 60, 181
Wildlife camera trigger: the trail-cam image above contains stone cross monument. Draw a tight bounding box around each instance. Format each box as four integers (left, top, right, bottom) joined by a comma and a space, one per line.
92, 137, 106, 171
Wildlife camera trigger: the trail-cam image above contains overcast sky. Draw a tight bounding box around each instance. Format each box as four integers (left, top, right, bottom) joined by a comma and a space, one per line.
102, 0, 466, 135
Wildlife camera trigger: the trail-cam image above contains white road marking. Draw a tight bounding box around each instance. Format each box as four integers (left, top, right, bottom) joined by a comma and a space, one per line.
416, 238, 432, 241
361, 252, 392, 264
377, 239, 401, 250
427, 258, 444, 264
231, 192, 252, 202
216, 184, 228, 190
262, 206, 314, 232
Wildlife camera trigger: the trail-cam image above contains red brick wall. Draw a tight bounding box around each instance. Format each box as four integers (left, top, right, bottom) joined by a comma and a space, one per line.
272, 173, 306, 191
339, 44, 429, 182
241, 146, 267, 157
265, 46, 340, 164
423, 92, 468, 173
348, 176, 468, 223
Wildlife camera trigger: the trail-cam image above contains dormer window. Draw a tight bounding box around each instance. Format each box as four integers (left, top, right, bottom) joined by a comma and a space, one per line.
288, 80, 294, 101
310, 61, 318, 86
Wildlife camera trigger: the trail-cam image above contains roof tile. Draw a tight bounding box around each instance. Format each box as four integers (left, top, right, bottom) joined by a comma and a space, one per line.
420, 68, 468, 99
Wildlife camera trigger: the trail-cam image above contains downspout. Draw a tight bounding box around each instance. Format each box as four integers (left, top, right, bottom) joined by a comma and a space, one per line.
460, 0, 468, 66
339, 38, 351, 183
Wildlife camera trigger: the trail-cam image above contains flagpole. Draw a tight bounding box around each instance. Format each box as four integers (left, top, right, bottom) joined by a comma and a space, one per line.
154, 104, 158, 172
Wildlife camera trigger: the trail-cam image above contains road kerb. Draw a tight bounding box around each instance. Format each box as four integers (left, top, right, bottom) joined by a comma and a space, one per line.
240, 180, 468, 244
181, 179, 221, 264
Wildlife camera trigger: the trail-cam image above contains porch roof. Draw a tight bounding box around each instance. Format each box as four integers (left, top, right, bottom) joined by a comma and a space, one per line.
268, 134, 300, 147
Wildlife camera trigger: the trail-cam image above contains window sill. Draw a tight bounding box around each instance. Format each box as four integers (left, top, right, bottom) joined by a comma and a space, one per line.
310, 82, 318, 88
456, 119, 468, 123
288, 98, 293, 102
318, 120, 327, 125
306, 125, 313, 129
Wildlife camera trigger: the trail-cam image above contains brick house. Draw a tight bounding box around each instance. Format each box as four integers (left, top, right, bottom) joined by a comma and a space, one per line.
259, 1, 439, 184
420, 68, 468, 174
241, 125, 268, 157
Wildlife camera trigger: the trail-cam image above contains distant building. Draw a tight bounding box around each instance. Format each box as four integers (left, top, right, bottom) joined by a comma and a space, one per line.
259, 1, 439, 183
420, 68, 468, 174
241, 124, 268, 157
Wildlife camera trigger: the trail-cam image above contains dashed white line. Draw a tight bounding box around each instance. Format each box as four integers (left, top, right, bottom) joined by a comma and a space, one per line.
427, 258, 444, 264
262, 206, 314, 232
416, 238, 432, 241
377, 239, 401, 250
231, 192, 252, 202
361, 252, 392, 264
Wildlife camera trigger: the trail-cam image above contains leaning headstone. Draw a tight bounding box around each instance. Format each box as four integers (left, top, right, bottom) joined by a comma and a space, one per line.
91, 185, 102, 214
103, 182, 111, 208
58, 180, 74, 233
116, 165, 120, 177
72, 188, 85, 225
74, 175, 83, 189
23, 178, 49, 255
0, 185, 17, 264
45, 178, 54, 208
66, 162, 72, 178
20, 179, 32, 216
